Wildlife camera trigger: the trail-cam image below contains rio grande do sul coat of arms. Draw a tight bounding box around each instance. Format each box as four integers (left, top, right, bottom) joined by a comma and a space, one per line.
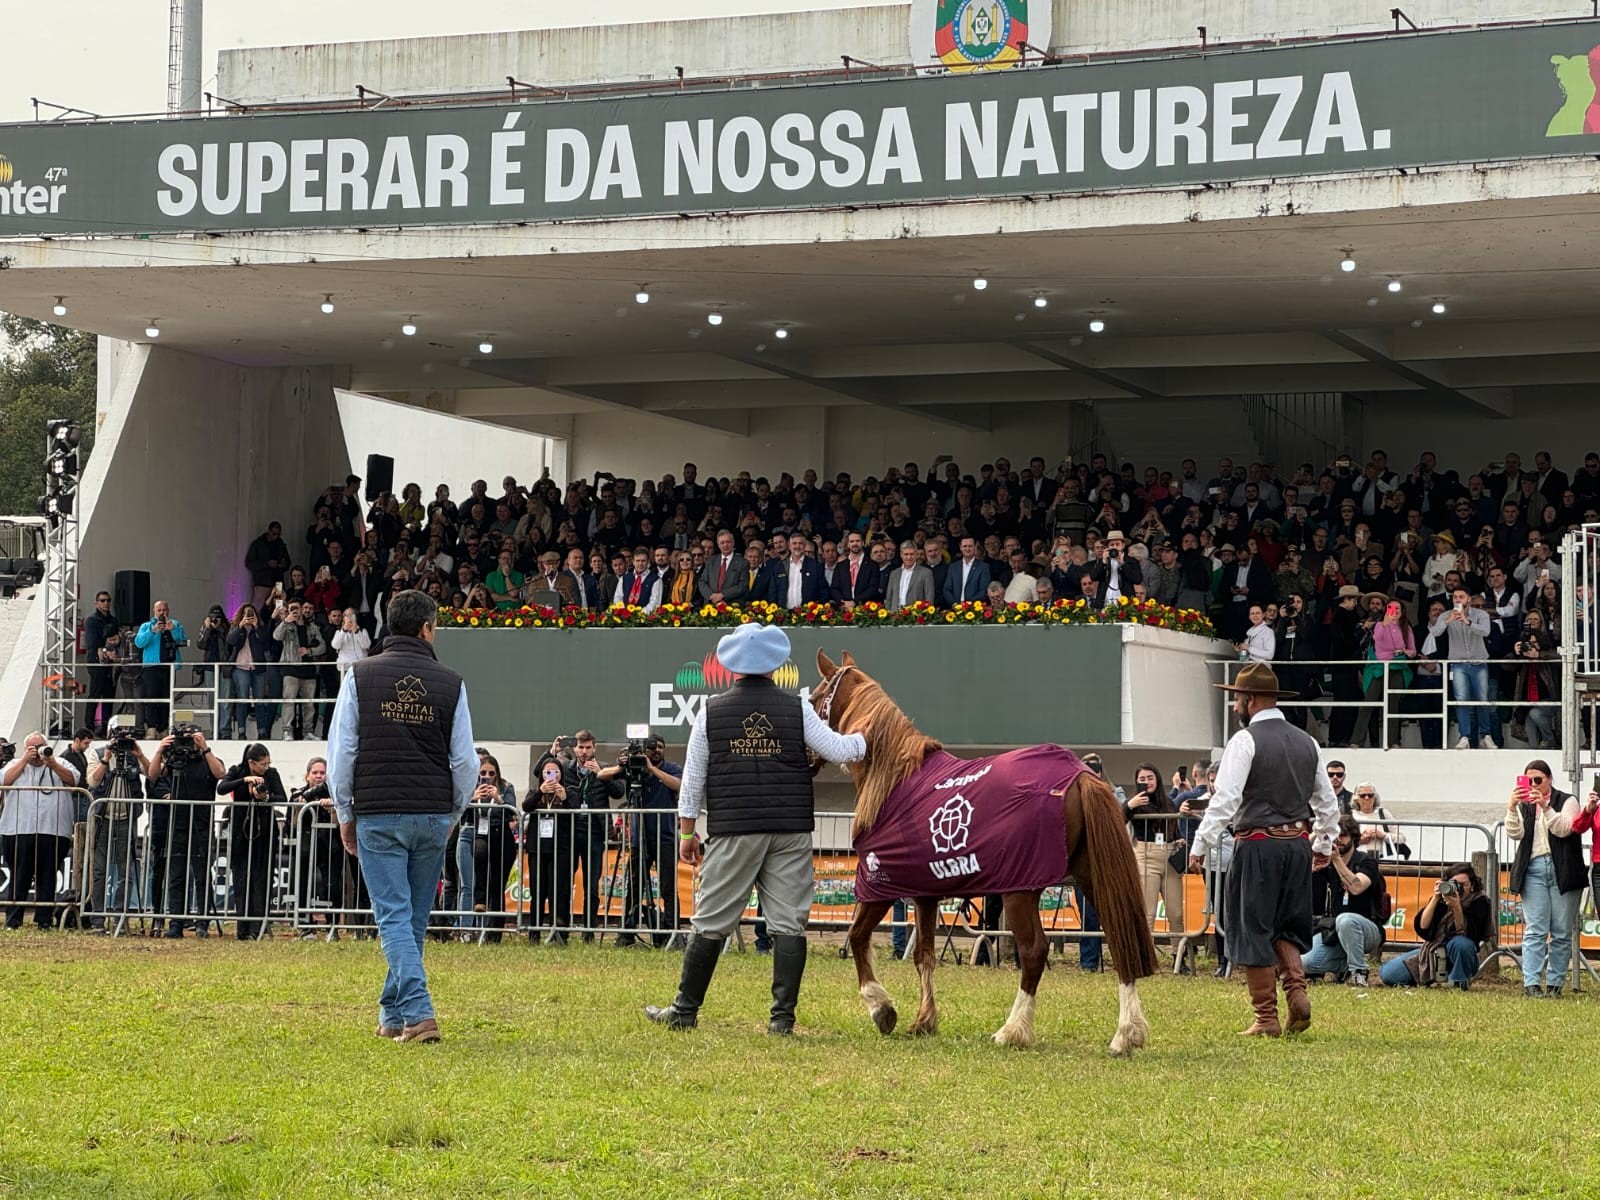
909, 0, 1051, 73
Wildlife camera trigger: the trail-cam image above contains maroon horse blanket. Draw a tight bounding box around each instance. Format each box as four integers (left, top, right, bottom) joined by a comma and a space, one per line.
854, 745, 1085, 903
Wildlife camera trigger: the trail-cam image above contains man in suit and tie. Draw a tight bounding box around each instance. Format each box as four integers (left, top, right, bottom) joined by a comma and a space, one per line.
833, 531, 883, 609
942, 535, 991, 606
744, 540, 776, 602
884, 542, 936, 612
768, 535, 828, 609
698, 529, 749, 606
613, 547, 663, 614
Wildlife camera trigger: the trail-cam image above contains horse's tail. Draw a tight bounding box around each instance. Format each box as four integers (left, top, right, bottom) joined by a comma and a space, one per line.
1073, 773, 1159, 983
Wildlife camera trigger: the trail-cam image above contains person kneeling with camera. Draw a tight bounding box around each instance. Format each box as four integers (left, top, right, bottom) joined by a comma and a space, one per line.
1301, 816, 1386, 989
1379, 863, 1493, 990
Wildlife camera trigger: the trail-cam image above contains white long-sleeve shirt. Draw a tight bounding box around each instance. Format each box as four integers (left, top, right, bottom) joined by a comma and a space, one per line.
1242, 622, 1276, 663
677, 700, 867, 820
1191, 708, 1340, 858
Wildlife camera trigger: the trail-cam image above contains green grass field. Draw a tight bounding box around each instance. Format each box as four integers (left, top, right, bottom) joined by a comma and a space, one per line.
0, 933, 1591, 1199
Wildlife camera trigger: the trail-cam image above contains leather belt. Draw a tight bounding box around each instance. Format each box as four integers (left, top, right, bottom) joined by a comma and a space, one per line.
1235, 821, 1310, 841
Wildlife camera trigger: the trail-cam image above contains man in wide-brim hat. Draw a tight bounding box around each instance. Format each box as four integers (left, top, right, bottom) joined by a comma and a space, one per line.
1189, 661, 1340, 1037
645, 623, 867, 1035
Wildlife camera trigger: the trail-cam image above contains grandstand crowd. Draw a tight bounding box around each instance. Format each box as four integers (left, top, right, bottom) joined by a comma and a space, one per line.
76, 445, 1599, 751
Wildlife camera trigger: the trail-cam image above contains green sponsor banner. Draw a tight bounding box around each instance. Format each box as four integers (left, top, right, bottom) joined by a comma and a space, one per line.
0, 22, 1597, 236
436, 624, 1123, 745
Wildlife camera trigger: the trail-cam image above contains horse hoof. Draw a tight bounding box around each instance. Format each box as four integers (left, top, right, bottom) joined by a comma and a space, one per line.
909, 1020, 938, 1037
871, 1006, 898, 1036
1107, 1038, 1132, 1059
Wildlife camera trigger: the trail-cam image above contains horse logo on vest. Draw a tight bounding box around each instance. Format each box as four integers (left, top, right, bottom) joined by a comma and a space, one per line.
731, 711, 781, 757
382, 673, 434, 725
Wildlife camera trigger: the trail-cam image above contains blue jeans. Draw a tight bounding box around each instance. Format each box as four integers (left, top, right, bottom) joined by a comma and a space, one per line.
454, 827, 477, 930
1379, 936, 1479, 986
356, 812, 454, 1028
227, 668, 271, 738
1076, 886, 1102, 971
1520, 855, 1583, 989
1301, 912, 1383, 977
1448, 662, 1489, 742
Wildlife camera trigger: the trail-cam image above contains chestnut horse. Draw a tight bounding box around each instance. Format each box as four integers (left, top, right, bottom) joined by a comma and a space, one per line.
814, 650, 1158, 1056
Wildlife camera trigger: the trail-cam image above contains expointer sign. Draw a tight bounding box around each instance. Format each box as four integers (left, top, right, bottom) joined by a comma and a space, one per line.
0, 21, 1597, 237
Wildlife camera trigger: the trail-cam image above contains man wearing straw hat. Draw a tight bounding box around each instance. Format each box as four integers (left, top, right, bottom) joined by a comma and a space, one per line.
645, 623, 867, 1035
1188, 662, 1340, 1037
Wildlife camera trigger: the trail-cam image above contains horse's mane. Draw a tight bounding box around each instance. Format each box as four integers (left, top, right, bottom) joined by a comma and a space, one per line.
835, 672, 942, 840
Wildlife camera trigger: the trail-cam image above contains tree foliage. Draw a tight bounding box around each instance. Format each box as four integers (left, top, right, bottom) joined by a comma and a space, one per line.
0, 315, 96, 515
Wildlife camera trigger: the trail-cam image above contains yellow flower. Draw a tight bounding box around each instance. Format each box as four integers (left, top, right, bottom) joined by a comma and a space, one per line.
514, 619, 524, 627
964, 611, 975, 621
469, 617, 479, 626
533, 619, 543, 627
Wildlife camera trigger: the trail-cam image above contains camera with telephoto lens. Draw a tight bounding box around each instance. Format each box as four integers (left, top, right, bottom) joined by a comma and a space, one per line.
1438, 879, 1460, 898
299, 781, 331, 803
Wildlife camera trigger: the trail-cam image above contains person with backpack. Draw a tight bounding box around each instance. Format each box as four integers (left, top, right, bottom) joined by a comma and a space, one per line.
1301, 815, 1387, 989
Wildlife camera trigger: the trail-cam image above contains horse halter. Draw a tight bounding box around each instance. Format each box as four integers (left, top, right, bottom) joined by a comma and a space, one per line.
815, 666, 857, 724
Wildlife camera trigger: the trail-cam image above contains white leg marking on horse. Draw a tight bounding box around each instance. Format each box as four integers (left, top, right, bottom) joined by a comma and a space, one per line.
992, 988, 1037, 1048
1109, 981, 1145, 1057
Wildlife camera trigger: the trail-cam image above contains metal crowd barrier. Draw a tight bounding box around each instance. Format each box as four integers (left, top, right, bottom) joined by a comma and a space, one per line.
0, 784, 94, 930
1211, 656, 1562, 751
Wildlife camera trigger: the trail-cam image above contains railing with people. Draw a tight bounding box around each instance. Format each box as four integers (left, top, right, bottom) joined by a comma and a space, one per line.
68, 659, 343, 742
1210, 656, 1561, 751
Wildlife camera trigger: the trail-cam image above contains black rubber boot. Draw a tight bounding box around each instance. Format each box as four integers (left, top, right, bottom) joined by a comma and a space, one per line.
644, 933, 722, 1029
768, 934, 808, 1035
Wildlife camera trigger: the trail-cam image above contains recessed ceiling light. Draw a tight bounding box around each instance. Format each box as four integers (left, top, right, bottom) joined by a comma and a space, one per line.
635, 286, 650, 304
1033, 295, 1049, 309
1089, 319, 1106, 333
707, 311, 723, 326
400, 317, 417, 336
1431, 301, 1447, 315
973, 276, 988, 291
1386, 279, 1403, 293
320, 294, 336, 314
144, 320, 160, 338
477, 339, 494, 354
775, 326, 790, 340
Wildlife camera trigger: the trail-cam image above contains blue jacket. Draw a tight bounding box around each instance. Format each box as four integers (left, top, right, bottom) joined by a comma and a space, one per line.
767, 557, 829, 607
133, 618, 188, 665
942, 558, 991, 606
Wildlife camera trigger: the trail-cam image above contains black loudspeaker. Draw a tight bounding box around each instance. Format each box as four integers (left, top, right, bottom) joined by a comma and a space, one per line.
365, 453, 395, 502
113, 569, 150, 623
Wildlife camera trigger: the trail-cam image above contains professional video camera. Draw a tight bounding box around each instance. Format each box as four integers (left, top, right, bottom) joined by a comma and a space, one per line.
165, 721, 204, 764
621, 723, 652, 793
106, 714, 141, 757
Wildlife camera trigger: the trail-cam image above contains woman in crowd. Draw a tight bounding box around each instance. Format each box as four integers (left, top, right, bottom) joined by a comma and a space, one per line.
331, 609, 371, 676
216, 743, 285, 941
1388, 528, 1424, 623
1533, 579, 1561, 637
1505, 760, 1584, 997
464, 754, 520, 943
223, 602, 274, 741
282, 565, 310, 603
1512, 610, 1560, 749
305, 564, 341, 613
1568, 785, 1600, 945
1378, 861, 1493, 989
289, 756, 339, 936
1422, 531, 1460, 600
1356, 600, 1415, 748
1350, 782, 1406, 859
1123, 761, 1185, 946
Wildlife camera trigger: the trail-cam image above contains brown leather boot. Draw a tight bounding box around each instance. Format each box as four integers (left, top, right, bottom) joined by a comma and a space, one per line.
1238, 966, 1281, 1037
1275, 941, 1311, 1034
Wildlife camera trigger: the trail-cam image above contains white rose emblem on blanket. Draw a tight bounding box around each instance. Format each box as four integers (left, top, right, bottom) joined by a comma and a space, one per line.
929, 793, 974, 855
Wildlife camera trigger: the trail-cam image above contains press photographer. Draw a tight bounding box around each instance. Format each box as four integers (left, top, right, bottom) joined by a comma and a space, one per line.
615, 733, 683, 950
0, 732, 82, 930
148, 724, 224, 938
1379, 863, 1493, 990
1302, 815, 1385, 989
273, 600, 327, 741
568, 731, 624, 941
84, 718, 151, 932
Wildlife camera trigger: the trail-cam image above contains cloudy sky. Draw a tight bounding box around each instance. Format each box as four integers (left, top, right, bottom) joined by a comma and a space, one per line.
2, 1, 902, 122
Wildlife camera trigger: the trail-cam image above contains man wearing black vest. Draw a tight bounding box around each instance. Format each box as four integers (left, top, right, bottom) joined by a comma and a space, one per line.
645, 623, 866, 1035
1189, 662, 1339, 1038
328, 590, 477, 1044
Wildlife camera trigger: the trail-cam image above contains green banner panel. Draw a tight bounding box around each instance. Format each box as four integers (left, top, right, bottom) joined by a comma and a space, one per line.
436, 624, 1124, 745
1, 21, 1598, 236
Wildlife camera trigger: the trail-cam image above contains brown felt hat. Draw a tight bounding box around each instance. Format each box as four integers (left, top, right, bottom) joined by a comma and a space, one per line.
1214, 661, 1298, 698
